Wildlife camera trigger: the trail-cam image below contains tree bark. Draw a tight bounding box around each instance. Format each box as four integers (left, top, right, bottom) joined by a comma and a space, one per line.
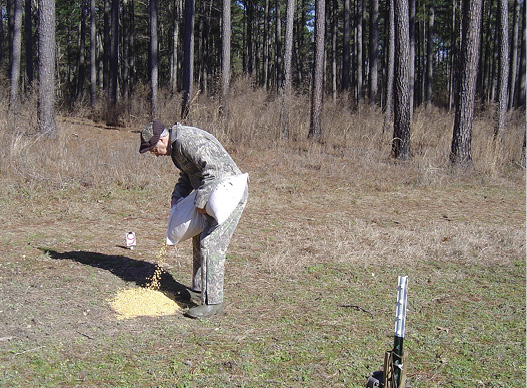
103, 0, 110, 91
296, 0, 306, 86
245, 0, 254, 76
129, 0, 136, 95
280, 0, 295, 139
171, 0, 181, 93
480, 0, 493, 103
37, 0, 56, 136
392, 0, 411, 160
110, 0, 119, 105
263, 0, 270, 89
90, 0, 96, 106
450, 0, 483, 166
368, 0, 378, 104
495, 0, 509, 138
24, 0, 33, 88
181, 0, 194, 119
342, 0, 350, 97
76, 0, 87, 99
150, 0, 159, 118
275, 0, 282, 92
308, 0, 325, 140
518, 0, 526, 107
408, 0, 415, 118
220, 0, 231, 117
448, 0, 458, 112
383, 0, 395, 133
331, 0, 337, 102
508, 0, 520, 108
121, 0, 130, 98
0, 3, 5, 67
8, 0, 22, 120
425, 4, 434, 109
355, 0, 363, 103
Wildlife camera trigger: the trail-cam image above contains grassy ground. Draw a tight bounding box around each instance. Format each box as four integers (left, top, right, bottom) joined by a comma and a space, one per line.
0, 108, 525, 386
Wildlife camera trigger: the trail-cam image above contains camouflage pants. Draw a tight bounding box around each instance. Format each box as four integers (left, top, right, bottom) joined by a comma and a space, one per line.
191, 186, 248, 305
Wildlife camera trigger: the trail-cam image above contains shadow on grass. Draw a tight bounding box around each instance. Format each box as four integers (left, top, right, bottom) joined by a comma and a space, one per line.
40, 248, 194, 304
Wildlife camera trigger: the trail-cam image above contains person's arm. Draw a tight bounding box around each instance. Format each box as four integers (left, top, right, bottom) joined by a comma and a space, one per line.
171, 172, 193, 206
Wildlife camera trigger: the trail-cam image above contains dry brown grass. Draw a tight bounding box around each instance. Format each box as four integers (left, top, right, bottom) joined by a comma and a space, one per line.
0, 78, 524, 193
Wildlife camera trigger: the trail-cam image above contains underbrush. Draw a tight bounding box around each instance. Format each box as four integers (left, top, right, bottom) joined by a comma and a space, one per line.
0, 79, 525, 197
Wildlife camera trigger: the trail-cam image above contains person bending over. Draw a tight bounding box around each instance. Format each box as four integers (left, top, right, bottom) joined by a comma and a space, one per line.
140, 120, 248, 319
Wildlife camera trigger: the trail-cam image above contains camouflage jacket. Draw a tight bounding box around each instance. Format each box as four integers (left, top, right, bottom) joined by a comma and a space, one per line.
169, 123, 242, 209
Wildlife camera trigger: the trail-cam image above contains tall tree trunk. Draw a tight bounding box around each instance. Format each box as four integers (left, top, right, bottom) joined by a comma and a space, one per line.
77, 0, 87, 100
508, 0, 520, 108
122, 0, 129, 98
355, 0, 363, 104
245, 0, 254, 76
150, 0, 159, 118
490, 30, 499, 102
448, 0, 460, 113
416, 6, 423, 107
0, 5, 5, 67
495, 0, 509, 138
37, 0, 56, 136
308, 0, 325, 140
171, 0, 181, 93
408, 0, 415, 118
480, 0, 494, 103
8, 0, 14, 75
280, 0, 295, 139
275, 0, 282, 92
103, 0, 110, 91
197, 0, 212, 96
331, 0, 337, 102
129, 0, 136, 95
450, 0, 483, 166
110, 0, 119, 105
220, 0, 231, 117
518, 0, 526, 107
296, 0, 306, 86
342, 0, 350, 96
8, 0, 21, 120
368, 0, 378, 104
181, 0, 194, 119
392, 0, 411, 160
90, 0, 96, 106
383, 0, 395, 133
24, 0, 33, 88
263, 0, 270, 89
425, 4, 434, 109
197, 2, 204, 94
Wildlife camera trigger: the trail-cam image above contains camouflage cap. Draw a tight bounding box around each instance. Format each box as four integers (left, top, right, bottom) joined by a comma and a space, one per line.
139, 120, 166, 153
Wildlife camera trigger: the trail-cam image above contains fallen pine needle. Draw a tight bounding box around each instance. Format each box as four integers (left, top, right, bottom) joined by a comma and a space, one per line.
12, 346, 46, 358
338, 304, 374, 318
75, 330, 95, 340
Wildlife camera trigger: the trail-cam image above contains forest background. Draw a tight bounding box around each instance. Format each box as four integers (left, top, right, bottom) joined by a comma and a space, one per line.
1, 0, 526, 161
0, 0, 525, 387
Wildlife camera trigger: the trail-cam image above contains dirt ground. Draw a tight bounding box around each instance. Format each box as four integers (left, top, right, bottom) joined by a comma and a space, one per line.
0, 122, 525, 387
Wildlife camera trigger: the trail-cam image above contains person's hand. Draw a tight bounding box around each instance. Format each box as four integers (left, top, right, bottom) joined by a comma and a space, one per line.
197, 207, 207, 215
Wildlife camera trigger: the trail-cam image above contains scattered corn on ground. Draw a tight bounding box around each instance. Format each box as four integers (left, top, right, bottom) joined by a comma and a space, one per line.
109, 242, 182, 319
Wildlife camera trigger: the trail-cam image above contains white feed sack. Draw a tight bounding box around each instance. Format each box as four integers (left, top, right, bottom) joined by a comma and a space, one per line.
166, 191, 206, 245
205, 173, 249, 224
166, 173, 248, 245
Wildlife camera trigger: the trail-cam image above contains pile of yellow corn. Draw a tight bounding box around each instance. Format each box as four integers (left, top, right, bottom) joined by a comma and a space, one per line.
109, 242, 182, 319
